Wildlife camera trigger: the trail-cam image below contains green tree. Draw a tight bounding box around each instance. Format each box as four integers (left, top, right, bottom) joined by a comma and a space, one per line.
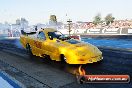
50, 15, 57, 23
105, 14, 115, 25
93, 13, 102, 25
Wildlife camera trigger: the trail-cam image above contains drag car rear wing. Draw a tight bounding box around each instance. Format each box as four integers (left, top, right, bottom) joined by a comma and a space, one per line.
21, 30, 36, 36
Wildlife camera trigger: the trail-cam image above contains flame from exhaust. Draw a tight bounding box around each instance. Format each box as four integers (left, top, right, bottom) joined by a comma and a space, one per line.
78, 65, 86, 75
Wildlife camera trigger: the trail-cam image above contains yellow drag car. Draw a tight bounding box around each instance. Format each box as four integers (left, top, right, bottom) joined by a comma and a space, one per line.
20, 28, 103, 64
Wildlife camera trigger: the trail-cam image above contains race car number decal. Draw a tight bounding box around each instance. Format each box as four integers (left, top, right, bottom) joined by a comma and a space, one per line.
34, 41, 42, 49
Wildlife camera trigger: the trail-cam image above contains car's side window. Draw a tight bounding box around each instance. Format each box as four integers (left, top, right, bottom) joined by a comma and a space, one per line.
37, 32, 46, 40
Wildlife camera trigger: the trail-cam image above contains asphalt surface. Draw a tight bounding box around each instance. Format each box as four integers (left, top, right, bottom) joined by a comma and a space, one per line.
0, 38, 132, 88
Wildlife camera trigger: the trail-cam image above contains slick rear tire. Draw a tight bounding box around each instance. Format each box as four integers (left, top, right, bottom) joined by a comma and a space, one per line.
26, 44, 33, 59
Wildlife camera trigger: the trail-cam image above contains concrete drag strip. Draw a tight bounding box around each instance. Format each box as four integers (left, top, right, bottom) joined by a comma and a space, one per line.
0, 50, 75, 88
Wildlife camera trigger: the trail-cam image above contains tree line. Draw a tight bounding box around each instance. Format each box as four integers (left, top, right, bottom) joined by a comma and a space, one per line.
49, 14, 115, 26
93, 13, 115, 26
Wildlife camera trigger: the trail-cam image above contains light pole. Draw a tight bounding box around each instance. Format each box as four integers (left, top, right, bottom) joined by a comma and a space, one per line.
67, 19, 72, 36
10, 24, 13, 37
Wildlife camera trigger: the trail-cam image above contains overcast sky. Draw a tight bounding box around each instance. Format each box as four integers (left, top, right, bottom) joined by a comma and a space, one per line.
0, 0, 132, 24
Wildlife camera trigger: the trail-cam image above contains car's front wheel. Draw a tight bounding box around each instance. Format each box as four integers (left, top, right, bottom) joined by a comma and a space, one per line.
60, 54, 67, 63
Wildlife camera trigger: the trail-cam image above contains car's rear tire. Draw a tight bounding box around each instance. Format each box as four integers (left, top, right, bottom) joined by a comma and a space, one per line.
26, 44, 33, 59
41, 54, 51, 62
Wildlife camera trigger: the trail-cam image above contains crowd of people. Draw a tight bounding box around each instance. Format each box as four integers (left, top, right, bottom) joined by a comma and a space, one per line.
61, 20, 132, 29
